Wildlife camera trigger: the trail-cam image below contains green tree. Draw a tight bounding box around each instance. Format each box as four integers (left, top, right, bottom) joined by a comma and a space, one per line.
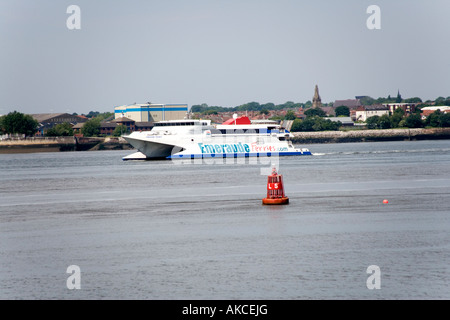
390, 108, 405, 128
299, 117, 316, 131
304, 108, 326, 118
235, 102, 261, 111
440, 113, 450, 127
315, 118, 340, 131
359, 96, 375, 105
425, 110, 450, 127
261, 103, 275, 110
113, 125, 129, 137
190, 104, 207, 113
425, 110, 442, 127
378, 114, 392, 129
404, 114, 423, 128
284, 110, 296, 120
86, 111, 100, 118
398, 119, 407, 128
290, 117, 340, 132
81, 118, 101, 137
335, 105, 350, 117
366, 116, 380, 129
404, 97, 422, 103
46, 122, 74, 136
290, 119, 302, 132
434, 97, 446, 105
0, 115, 5, 134
1, 111, 39, 136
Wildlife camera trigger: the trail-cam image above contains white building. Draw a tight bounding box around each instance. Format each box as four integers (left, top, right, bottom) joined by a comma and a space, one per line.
115, 103, 189, 122
420, 106, 450, 119
384, 103, 417, 114
355, 105, 390, 122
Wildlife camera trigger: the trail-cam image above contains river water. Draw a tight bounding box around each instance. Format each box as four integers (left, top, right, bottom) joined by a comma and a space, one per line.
0, 140, 449, 299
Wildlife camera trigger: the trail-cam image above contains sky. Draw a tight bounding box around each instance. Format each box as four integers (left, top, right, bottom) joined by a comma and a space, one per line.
1, 0, 449, 115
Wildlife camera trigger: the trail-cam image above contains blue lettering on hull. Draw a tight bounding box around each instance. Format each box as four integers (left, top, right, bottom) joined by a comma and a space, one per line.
198, 143, 250, 154
167, 151, 312, 159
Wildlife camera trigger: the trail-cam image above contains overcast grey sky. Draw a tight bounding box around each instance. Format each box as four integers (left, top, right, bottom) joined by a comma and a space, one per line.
1, 0, 449, 115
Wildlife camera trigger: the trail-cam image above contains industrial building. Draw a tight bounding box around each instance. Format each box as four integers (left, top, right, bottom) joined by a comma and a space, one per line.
31, 113, 88, 136
114, 103, 189, 122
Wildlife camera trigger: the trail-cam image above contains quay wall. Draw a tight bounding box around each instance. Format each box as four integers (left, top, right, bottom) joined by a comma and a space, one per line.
291, 128, 450, 144
0, 137, 133, 154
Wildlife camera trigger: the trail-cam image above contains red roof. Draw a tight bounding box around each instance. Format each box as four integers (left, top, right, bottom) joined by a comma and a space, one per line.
222, 116, 252, 125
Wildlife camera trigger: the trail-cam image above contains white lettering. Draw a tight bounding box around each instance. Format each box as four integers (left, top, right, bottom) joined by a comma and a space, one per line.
366, 5, 381, 30
66, 265, 81, 289
182, 305, 216, 318
366, 265, 381, 289
66, 5, 81, 30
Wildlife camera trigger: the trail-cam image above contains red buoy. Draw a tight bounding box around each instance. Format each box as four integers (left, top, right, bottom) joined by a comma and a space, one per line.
262, 168, 289, 205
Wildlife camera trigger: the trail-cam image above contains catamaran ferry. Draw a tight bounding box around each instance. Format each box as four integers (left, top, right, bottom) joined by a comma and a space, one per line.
122, 115, 311, 160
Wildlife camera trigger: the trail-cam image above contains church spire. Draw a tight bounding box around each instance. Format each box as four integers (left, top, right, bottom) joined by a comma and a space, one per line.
396, 89, 402, 103
312, 84, 322, 108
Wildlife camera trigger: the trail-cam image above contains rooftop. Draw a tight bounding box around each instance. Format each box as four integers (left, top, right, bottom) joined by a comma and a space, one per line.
30, 113, 67, 122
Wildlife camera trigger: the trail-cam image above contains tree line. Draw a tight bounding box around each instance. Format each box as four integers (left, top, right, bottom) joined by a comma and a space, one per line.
366, 108, 450, 129
2, 95, 450, 137
0, 111, 123, 138
190, 95, 450, 115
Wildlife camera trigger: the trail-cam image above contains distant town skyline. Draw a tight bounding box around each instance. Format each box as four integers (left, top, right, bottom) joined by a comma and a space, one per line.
1, 0, 449, 115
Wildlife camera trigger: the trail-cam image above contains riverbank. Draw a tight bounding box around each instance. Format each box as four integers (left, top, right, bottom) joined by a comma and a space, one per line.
0, 136, 133, 154
291, 127, 450, 143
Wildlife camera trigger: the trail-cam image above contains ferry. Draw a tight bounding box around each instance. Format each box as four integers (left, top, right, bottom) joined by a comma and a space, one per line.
122, 115, 311, 160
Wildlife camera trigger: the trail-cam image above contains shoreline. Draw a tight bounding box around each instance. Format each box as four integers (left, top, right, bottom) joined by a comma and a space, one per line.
1, 128, 449, 154
0, 136, 133, 154
291, 127, 450, 144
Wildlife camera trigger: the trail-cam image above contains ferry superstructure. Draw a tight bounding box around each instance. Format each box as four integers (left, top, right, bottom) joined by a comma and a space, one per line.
122, 116, 311, 160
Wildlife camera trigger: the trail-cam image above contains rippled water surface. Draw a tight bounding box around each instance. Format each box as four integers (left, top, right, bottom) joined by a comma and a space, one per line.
1, 140, 449, 299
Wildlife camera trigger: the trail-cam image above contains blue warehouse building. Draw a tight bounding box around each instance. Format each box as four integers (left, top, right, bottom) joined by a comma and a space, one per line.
114, 103, 189, 122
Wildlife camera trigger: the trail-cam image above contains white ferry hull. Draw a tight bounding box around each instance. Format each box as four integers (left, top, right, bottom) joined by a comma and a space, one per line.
124, 135, 180, 159
122, 117, 312, 160
124, 133, 311, 160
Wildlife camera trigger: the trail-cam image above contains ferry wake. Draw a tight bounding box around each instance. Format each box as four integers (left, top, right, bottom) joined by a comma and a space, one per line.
122, 115, 311, 160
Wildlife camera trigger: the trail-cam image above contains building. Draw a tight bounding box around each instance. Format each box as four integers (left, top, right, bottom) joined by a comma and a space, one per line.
74, 117, 154, 136
312, 85, 322, 108
99, 122, 118, 136
333, 99, 362, 110
355, 105, 389, 122
384, 103, 417, 115
420, 106, 450, 119
320, 106, 335, 116
111, 117, 136, 132
114, 103, 188, 122
327, 117, 354, 126
31, 113, 88, 136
